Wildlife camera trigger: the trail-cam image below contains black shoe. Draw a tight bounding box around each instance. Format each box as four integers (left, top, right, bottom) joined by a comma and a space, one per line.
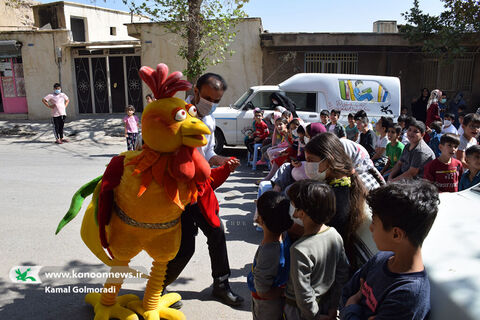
212, 280, 244, 306
162, 288, 183, 310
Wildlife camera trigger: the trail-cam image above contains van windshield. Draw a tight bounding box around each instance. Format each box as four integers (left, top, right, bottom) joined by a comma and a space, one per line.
233, 89, 253, 109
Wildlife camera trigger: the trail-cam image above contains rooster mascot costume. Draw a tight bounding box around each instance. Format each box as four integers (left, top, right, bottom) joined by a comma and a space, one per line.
56, 63, 230, 320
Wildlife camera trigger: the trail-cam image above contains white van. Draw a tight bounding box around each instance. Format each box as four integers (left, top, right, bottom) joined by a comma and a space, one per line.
212, 73, 401, 153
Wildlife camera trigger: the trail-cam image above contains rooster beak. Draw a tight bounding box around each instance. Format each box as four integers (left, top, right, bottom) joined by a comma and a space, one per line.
181, 118, 211, 147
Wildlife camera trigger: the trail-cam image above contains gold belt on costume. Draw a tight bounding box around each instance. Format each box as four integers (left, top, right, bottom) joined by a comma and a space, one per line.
113, 203, 180, 229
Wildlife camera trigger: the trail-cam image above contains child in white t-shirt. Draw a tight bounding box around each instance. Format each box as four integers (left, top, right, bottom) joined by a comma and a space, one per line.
457, 113, 480, 169
442, 113, 458, 135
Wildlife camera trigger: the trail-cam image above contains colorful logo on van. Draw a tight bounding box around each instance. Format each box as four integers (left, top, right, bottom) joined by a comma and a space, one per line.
339, 80, 389, 103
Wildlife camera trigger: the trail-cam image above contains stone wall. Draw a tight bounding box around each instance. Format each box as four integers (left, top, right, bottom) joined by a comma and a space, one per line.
127, 18, 264, 107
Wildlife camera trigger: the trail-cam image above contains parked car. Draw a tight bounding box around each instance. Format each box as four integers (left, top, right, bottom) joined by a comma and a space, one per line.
212, 73, 401, 153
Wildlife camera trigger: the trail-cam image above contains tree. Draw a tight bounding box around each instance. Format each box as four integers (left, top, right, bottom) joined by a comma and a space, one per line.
400, 0, 480, 60
124, 0, 249, 85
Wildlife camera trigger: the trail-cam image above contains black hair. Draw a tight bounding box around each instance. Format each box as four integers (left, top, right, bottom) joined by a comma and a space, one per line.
430, 121, 443, 134
275, 117, 289, 126
53, 83, 61, 88
444, 113, 455, 120
466, 144, 480, 157
440, 133, 460, 146
463, 113, 480, 126
330, 109, 341, 116
125, 105, 135, 112
257, 191, 293, 233
367, 180, 439, 247
354, 110, 369, 124
404, 116, 416, 129
297, 125, 306, 135
288, 118, 300, 129
254, 109, 264, 115
348, 113, 354, 119
458, 112, 466, 118
354, 110, 367, 119
145, 93, 153, 99
397, 114, 407, 123
378, 116, 393, 132
389, 124, 402, 136
196, 73, 227, 91
320, 110, 330, 117
409, 119, 426, 134
287, 180, 336, 225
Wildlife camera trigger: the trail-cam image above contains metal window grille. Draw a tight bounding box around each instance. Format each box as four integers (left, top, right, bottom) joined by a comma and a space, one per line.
305, 52, 358, 74
421, 56, 474, 92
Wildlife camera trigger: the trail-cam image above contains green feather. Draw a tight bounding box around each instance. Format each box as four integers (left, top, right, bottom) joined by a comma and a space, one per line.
55, 175, 103, 234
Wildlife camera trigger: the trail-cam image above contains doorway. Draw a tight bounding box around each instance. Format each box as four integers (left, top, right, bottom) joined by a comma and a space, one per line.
0, 57, 27, 114
73, 47, 143, 114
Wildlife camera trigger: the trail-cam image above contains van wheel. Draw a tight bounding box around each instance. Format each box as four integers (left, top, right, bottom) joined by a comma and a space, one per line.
214, 128, 225, 155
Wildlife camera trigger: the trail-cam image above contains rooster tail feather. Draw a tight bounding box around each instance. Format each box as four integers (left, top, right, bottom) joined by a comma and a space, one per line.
55, 175, 103, 235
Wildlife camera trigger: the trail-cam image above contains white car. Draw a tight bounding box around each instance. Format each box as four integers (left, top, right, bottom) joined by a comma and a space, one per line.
212, 73, 401, 153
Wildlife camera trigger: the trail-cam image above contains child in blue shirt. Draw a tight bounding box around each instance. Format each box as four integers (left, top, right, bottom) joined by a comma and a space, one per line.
248, 191, 293, 320
340, 180, 439, 320
428, 121, 443, 158
459, 145, 480, 191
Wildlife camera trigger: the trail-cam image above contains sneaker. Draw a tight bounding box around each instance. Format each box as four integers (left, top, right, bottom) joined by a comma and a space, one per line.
256, 160, 266, 165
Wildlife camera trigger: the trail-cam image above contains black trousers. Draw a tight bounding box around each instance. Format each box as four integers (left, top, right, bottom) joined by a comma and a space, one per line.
52, 115, 66, 140
164, 203, 230, 287
245, 137, 256, 154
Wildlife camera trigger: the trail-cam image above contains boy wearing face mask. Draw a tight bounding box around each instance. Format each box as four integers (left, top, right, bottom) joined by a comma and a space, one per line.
286, 181, 349, 320
42, 83, 69, 144
442, 113, 458, 135
439, 94, 448, 119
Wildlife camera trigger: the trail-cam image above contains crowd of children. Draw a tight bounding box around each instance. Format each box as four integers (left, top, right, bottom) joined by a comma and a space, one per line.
246, 98, 480, 319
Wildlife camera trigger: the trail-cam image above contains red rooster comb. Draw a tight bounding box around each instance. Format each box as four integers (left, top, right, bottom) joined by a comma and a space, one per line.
138, 63, 192, 99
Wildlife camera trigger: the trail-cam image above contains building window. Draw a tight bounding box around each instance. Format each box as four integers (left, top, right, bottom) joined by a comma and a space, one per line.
421, 56, 474, 92
110, 27, 117, 36
71, 17, 86, 42
305, 52, 358, 74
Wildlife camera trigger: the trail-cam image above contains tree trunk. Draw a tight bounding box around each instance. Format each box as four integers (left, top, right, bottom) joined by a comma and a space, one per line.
186, 0, 202, 94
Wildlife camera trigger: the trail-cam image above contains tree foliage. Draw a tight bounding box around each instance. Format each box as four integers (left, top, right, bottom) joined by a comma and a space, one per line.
124, 0, 248, 84
400, 0, 480, 60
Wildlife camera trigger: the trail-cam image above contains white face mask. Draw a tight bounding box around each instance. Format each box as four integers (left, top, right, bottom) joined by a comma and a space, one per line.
196, 96, 215, 117
303, 136, 310, 144
289, 203, 304, 226
444, 120, 452, 127
304, 160, 327, 181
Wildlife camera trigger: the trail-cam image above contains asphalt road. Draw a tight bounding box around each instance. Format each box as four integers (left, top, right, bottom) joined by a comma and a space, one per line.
0, 127, 265, 320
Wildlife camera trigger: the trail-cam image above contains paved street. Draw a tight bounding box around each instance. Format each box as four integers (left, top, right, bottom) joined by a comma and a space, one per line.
0, 118, 265, 319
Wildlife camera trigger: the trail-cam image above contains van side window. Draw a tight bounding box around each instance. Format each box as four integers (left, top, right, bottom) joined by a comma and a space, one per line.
249, 91, 277, 110
285, 92, 316, 112
339, 80, 390, 103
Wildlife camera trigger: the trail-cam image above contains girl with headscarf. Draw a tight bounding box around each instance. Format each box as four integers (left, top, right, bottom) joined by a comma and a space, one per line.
411, 88, 430, 123
426, 89, 442, 128
301, 132, 372, 272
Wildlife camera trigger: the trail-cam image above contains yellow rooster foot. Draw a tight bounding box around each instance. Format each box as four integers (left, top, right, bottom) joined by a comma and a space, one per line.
85, 292, 140, 320
127, 292, 185, 320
